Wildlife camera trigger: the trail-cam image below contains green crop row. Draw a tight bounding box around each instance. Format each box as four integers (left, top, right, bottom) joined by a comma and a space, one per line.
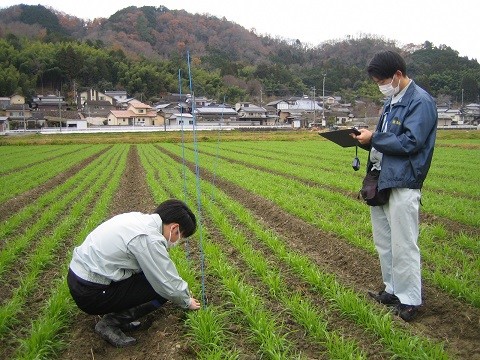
0, 144, 91, 174
159, 142, 479, 307
0, 145, 129, 360
0, 144, 108, 203
139, 143, 450, 359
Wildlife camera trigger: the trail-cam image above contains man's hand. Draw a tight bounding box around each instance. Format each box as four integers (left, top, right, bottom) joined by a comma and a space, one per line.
188, 297, 201, 310
354, 128, 373, 145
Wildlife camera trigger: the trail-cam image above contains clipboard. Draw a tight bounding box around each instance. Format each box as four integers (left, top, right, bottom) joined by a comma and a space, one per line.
319, 128, 361, 147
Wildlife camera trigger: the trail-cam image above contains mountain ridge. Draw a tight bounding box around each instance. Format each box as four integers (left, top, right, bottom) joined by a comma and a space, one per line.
1, 4, 479, 104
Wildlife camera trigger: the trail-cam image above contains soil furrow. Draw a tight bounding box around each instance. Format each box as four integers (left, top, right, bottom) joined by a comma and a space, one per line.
198, 145, 480, 237
0, 146, 111, 223
61, 146, 196, 360
163, 147, 480, 360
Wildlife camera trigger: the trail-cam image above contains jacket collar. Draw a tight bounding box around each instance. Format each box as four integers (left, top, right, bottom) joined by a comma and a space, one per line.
385, 80, 416, 109
151, 213, 163, 233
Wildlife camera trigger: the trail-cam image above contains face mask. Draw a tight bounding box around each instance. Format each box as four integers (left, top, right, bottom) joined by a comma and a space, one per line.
167, 226, 181, 249
378, 74, 400, 97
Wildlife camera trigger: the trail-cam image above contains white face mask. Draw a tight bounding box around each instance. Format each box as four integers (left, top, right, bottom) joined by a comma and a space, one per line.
167, 226, 181, 249
378, 75, 400, 97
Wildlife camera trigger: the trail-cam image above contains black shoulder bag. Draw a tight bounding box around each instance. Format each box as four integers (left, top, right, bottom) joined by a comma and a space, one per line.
360, 169, 390, 206
359, 107, 391, 206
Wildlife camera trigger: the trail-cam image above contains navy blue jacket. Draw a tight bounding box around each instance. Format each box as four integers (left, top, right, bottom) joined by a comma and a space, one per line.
366, 80, 438, 191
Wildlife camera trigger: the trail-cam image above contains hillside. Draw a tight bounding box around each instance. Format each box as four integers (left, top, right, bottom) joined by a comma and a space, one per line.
0, 4, 479, 104
0, 4, 292, 62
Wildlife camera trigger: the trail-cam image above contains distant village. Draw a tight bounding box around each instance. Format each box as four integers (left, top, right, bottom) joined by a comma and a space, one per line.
1, 89, 479, 134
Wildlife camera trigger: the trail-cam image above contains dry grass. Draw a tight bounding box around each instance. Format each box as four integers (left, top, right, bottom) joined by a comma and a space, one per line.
0, 128, 478, 146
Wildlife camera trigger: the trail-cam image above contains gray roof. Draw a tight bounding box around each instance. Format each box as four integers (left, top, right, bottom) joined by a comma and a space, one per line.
195, 107, 237, 115
238, 105, 267, 112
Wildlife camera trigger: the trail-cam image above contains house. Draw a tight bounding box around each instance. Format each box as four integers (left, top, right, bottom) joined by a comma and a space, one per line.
235, 102, 268, 124
330, 105, 354, 125
285, 96, 322, 112
78, 89, 116, 119
10, 94, 25, 105
155, 103, 178, 117
0, 97, 10, 110
194, 105, 238, 122
157, 93, 190, 103
437, 107, 462, 126
44, 116, 87, 129
4, 104, 33, 129
324, 96, 340, 107
82, 100, 115, 117
1, 94, 26, 109
267, 97, 323, 126
115, 97, 136, 109
107, 99, 160, 126
5, 104, 31, 120
78, 89, 114, 106
169, 113, 194, 125
188, 95, 211, 108
0, 116, 8, 133
32, 94, 68, 111
104, 90, 128, 103
463, 103, 480, 125
266, 99, 289, 111
66, 119, 88, 129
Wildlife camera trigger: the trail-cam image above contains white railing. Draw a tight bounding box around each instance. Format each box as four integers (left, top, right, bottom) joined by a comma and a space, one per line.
19, 124, 292, 134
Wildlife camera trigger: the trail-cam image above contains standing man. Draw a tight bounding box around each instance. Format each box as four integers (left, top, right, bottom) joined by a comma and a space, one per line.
354, 50, 437, 321
67, 199, 201, 347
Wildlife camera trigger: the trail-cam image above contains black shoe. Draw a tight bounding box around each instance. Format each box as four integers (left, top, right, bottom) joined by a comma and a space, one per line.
368, 290, 400, 305
120, 315, 154, 332
395, 303, 419, 322
95, 302, 160, 346
95, 314, 137, 347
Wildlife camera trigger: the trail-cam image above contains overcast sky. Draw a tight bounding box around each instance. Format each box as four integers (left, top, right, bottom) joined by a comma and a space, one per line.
2, 0, 478, 61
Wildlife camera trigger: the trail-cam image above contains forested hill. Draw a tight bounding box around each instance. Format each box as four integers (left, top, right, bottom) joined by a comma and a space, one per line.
0, 4, 387, 65
0, 4, 479, 104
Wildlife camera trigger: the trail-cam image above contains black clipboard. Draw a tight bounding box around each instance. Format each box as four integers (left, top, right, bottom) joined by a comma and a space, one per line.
319, 128, 360, 147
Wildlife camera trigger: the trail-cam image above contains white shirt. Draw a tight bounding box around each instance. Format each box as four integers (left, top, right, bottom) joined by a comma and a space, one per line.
69, 212, 191, 308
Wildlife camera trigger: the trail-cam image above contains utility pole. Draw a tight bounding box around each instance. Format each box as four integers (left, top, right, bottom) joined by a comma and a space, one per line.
312, 87, 316, 125
73, 80, 76, 108
322, 73, 326, 127
58, 90, 62, 132
23, 103, 26, 132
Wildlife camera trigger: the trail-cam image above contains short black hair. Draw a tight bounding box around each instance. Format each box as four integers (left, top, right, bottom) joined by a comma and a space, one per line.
155, 199, 197, 237
367, 50, 407, 80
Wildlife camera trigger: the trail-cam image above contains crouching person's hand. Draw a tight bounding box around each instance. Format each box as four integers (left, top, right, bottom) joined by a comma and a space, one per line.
189, 297, 201, 310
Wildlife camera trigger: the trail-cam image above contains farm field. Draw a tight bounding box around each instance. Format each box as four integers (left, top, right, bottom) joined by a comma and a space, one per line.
0, 130, 479, 360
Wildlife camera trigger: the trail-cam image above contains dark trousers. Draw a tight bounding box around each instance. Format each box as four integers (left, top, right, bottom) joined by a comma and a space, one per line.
67, 269, 167, 315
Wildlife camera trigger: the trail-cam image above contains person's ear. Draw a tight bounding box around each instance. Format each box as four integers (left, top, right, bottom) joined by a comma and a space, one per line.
172, 223, 181, 235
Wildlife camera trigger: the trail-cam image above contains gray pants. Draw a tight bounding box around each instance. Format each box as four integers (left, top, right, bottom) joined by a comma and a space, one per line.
370, 188, 422, 306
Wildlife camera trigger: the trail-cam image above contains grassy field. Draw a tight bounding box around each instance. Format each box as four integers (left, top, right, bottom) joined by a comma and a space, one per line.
0, 128, 479, 360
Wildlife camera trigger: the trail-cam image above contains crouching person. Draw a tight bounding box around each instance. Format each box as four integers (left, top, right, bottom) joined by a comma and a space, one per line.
67, 199, 201, 347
